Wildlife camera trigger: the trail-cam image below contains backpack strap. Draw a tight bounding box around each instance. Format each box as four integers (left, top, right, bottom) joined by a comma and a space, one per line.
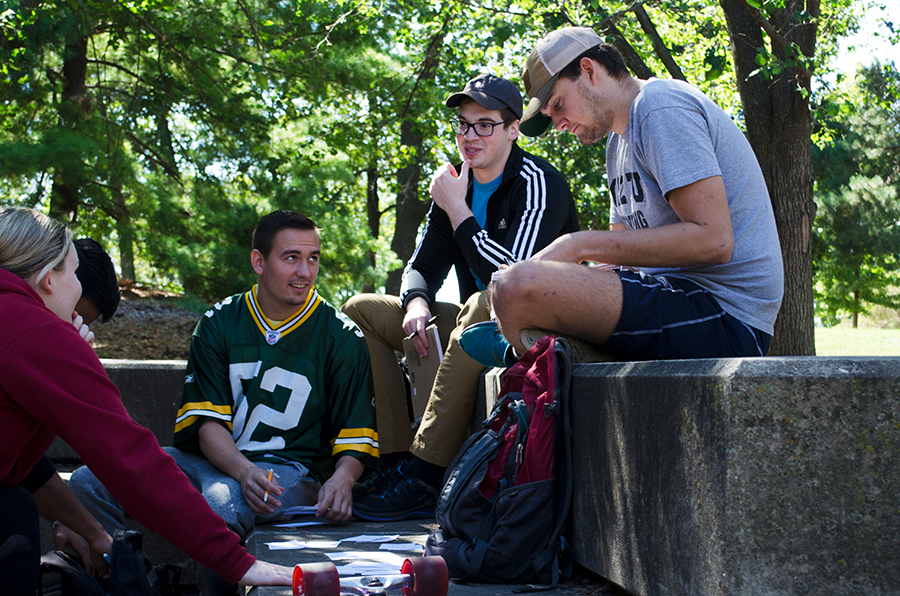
547, 340, 576, 580
525, 339, 577, 589
462, 473, 510, 582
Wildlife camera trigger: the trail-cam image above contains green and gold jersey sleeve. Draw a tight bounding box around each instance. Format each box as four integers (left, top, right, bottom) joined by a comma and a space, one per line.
322, 308, 379, 471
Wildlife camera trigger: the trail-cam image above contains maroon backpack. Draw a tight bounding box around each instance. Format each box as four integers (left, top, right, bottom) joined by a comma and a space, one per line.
425, 335, 574, 586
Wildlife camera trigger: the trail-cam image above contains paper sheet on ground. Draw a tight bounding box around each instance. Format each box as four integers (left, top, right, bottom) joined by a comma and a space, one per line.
335, 561, 402, 575
325, 551, 406, 565
265, 539, 341, 550
272, 521, 327, 528
342, 534, 400, 543
379, 542, 424, 551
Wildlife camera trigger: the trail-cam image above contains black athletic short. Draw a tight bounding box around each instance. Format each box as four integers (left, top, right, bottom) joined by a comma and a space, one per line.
600, 270, 771, 359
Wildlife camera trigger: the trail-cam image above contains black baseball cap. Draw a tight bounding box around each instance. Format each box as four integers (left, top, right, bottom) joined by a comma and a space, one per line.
446, 74, 524, 120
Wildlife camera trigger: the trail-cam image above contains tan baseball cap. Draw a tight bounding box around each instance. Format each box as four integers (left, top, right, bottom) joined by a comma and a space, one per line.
520, 27, 603, 137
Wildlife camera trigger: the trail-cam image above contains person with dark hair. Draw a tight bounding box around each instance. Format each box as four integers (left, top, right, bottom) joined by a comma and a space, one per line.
341, 73, 579, 522
0, 207, 293, 596
73, 238, 121, 325
70, 209, 378, 595
464, 27, 783, 366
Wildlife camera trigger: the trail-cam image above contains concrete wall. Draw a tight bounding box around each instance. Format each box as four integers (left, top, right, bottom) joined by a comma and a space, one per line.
557, 357, 900, 596
47, 356, 900, 596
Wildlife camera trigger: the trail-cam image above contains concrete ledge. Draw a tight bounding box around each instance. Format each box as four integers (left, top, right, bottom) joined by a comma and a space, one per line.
554, 357, 900, 596
47, 356, 900, 596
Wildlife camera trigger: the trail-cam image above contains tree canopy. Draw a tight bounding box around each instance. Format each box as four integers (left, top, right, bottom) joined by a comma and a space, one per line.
1, 0, 881, 351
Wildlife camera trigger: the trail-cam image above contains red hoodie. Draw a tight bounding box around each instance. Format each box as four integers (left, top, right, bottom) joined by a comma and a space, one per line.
0, 269, 254, 583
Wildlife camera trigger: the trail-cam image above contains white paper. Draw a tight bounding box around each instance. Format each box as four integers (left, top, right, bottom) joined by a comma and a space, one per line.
265, 540, 306, 550
325, 551, 406, 565
335, 561, 402, 575
342, 534, 400, 543
265, 540, 340, 550
379, 542, 424, 552
272, 521, 327, 528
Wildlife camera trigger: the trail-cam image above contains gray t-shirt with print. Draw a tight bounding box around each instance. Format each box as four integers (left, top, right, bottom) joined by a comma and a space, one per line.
606, 78, 783, 334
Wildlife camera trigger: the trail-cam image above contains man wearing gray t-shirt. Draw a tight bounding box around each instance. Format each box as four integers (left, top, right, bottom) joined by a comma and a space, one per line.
463, 26, 783, 363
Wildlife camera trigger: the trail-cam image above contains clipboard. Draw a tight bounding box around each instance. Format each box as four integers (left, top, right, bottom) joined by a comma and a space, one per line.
402, 324, 443, 419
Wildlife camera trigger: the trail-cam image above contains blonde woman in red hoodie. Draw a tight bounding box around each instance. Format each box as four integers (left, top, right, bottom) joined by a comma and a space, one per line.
0, 206, 291, 594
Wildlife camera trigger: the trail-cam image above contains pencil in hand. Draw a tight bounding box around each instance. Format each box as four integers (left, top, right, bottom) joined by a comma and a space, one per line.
263, 469, 274, 503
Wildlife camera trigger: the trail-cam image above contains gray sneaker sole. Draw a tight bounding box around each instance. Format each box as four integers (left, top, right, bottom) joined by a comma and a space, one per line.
520, 328, 613, 363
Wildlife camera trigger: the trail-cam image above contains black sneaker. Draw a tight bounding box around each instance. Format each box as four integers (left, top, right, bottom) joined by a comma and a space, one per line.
352, 461, 438, 521
352, 465, 398, 499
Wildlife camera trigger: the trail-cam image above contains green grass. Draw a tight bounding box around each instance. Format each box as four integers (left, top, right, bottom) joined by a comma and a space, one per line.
815, 327, 900, 356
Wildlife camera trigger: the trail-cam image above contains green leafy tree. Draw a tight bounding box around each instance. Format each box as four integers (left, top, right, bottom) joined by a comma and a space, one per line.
813, 61, 900, 327
0, 0, 396, 302
0, 0, 874, 346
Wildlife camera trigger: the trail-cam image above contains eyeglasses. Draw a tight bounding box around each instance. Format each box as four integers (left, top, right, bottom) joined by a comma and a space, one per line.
452, 119, 506, 137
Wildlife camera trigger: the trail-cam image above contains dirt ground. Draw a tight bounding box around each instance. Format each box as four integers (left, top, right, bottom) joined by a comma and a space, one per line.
91, 285, 203, 360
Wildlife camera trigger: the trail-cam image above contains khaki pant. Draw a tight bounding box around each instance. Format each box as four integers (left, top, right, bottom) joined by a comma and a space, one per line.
341, 292, 491, 466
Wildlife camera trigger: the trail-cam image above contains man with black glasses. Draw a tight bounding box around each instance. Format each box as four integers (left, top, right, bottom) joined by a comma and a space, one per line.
342, 73, 578, 521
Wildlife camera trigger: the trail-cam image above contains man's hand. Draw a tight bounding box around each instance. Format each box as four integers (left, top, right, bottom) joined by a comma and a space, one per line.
53, 522, 112, 578
237, 560, 293, 586
238, 465, 284, 515
315, 456, 364, 522
429, 161, 473, 230
70, 312, 95, 346
402, 297, 432, 358
197, 421, 284, 515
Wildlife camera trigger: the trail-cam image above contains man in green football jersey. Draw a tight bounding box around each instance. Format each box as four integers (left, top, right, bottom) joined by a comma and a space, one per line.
70, 210, 379, 595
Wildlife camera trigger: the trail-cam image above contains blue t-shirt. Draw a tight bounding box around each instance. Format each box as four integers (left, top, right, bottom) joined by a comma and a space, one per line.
469, 175, 503, 290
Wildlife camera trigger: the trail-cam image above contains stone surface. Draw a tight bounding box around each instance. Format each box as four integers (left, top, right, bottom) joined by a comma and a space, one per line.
560, 357, 900, 596
47, 355, 900, 595
245, 519, 595, 596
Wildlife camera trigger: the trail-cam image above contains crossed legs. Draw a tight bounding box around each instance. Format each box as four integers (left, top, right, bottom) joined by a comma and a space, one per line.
491, 260, 624, 353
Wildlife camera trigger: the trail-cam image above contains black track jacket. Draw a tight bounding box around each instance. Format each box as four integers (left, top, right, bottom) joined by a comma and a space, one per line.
401, 143, 579, 308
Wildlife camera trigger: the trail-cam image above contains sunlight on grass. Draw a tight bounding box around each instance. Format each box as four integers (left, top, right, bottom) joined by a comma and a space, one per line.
815, 327, 900, 356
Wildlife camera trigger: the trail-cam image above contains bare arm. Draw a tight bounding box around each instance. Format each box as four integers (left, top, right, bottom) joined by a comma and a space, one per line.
32, 473, 112, 575
237, 561, 294, 586
535, 175, 733, 267
198, 420, 283, 515
315, 455, 364, 522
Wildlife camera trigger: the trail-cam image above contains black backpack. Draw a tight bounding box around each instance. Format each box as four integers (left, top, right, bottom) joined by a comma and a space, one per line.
425, 335, 574, 586
40, 529, 178, 596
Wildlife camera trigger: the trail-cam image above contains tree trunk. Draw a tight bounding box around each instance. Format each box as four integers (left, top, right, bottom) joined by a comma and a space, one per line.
50, 34, 89, 221
586, 4, 657, 79
852, 289, 859, 329
364, 164, 379, 294
720, 0, 818, 355
386, 119, 430, 295
112, 185, 136, 282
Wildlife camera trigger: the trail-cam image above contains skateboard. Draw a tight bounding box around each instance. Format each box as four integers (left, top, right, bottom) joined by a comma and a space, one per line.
292, 555, 449, 596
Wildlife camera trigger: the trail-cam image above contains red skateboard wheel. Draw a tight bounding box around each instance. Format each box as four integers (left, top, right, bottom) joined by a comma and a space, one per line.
292, 561, 340, 596
401, 556, 449, 596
